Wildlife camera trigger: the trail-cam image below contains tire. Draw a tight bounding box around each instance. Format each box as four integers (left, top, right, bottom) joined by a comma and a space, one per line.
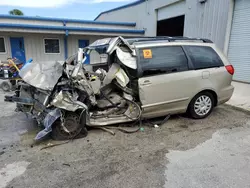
51, 111, 88, 140
0, 81, 12, 92
188, 91, 215, 119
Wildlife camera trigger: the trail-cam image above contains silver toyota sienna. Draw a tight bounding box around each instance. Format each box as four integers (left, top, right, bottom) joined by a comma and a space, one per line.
6, 36, 234, 140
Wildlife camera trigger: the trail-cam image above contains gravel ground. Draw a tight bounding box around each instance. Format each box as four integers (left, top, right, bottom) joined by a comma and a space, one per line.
0, 90, 250, 188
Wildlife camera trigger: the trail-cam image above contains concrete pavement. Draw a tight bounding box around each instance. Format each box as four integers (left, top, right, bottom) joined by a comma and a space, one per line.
165, 124, 250, 188
227, 81, 250, 112
0, 89, 250, 188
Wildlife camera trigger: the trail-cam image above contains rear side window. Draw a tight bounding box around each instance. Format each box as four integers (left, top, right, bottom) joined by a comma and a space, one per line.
139, 46, 188, 76
185, 46, 223, 69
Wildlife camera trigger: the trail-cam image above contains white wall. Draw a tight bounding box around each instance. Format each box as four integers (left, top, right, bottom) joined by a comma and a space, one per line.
184, 0, 230, 50
25, 34, 65, 62
97, 0, 231, 50
0, 35, 11, 61
0, 32, 65, 63
97, 0, 183, 36
0, 33, 106, 64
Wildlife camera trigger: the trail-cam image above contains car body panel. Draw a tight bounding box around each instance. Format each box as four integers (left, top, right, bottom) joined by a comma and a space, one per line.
136, 42, 234, 118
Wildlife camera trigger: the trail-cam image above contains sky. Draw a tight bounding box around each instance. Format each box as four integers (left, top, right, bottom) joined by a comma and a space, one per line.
0, 0, 136, 20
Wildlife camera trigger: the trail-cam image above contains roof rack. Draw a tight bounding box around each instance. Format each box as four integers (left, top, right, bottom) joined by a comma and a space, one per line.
126, 36, 213, 44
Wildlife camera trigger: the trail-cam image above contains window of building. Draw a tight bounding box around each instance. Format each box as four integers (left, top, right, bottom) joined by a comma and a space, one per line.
139, 46, 188, 76
0, 37, 6, 53
185, 46, 224, 70
44, 39, 60, 53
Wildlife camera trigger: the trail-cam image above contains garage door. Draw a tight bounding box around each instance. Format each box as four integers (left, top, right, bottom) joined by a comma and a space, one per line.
228, 0, 250, 83
157, 0, 185, 21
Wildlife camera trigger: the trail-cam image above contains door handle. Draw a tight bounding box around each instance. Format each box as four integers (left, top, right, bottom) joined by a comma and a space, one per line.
141, 80, 151, 86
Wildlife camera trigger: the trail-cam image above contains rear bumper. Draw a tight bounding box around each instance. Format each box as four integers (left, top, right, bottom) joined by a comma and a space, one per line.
218, 85, 234, 105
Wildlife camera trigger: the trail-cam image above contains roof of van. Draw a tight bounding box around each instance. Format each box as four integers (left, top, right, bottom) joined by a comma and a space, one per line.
126, 37, 213, 45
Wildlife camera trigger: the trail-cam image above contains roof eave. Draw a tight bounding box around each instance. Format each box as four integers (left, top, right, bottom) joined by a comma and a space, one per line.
0, 14, 136, 27
0, 23, 145, 34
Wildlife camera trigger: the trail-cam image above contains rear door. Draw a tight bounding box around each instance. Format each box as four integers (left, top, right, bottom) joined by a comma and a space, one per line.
137, 45, 194, 118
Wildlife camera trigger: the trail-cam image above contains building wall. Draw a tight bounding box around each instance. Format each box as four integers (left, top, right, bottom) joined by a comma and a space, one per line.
25, 33, 65, 62
0, 33, 65, 63
0, 35, 11, 61
0, 15, 144, 63
67, 35, 102, 57
184, 0, 230, 50
97, 0, 230, 50
97, 0, 180, 36
0, 32, 104, 63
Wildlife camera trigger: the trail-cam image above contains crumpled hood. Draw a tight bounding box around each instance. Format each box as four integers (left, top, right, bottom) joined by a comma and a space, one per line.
19, 61, 64, 91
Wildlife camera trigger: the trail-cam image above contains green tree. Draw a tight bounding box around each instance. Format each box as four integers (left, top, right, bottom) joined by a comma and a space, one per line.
9, 9, 24, 16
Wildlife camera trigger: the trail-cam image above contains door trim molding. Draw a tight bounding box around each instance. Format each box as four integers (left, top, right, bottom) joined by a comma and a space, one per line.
142, 97, 189, 108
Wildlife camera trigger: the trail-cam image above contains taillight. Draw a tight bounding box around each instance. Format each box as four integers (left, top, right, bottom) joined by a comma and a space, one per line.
225, 65, 234, 75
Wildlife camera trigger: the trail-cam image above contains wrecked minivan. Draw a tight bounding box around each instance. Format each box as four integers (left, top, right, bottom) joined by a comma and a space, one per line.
5, 36, 234, 140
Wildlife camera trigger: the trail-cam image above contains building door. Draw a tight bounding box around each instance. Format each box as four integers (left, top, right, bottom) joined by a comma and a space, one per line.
228, 0, 250, 83
10, 37, 26, 63
157, 0, 185, 36
157, 15, 185, 36
79, 39, 89, 64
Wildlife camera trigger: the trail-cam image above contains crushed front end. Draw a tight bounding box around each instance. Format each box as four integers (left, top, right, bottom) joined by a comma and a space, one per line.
5, 37, 142, 141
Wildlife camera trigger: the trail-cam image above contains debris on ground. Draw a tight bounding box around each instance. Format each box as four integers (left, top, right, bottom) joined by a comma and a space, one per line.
40, 141, 71, 150
62, 163, 71, 167
140, 127, 145, 132
154, 124, 159, 128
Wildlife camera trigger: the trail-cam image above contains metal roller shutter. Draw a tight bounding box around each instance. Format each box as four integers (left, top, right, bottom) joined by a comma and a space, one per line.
228, 0, 250, 83
157, 1, 185, 21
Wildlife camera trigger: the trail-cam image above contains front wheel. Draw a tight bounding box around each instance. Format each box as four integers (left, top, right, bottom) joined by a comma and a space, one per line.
51, 111, 87, 140
188, 92, 215, 119
0, 81, 12, 92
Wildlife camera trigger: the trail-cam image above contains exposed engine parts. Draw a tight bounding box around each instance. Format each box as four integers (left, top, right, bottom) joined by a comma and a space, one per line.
5, 37, 142, 141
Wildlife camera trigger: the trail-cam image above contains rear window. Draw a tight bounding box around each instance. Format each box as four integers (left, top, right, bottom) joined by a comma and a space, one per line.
139, 46, 188, 76
185, 46, 223, 70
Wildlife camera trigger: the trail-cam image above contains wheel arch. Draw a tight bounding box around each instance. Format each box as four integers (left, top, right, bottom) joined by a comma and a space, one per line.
186, 89, 218, 119
189, 89, 218, 108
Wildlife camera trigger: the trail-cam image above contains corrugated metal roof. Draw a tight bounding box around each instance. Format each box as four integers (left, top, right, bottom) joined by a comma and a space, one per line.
0, 14, 136, 26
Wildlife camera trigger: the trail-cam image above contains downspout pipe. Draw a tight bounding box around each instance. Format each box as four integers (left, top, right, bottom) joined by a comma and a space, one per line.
64, 35, 68, 60
63, 21, 68, 60
224, 0, 235, 56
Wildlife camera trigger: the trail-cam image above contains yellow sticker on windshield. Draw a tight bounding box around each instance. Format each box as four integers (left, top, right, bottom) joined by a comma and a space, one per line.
143, 49, 152, 59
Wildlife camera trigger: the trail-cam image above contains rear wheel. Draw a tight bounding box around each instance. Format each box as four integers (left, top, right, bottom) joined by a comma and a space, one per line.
188, 92, 215, 119
51, 111, 87, 140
